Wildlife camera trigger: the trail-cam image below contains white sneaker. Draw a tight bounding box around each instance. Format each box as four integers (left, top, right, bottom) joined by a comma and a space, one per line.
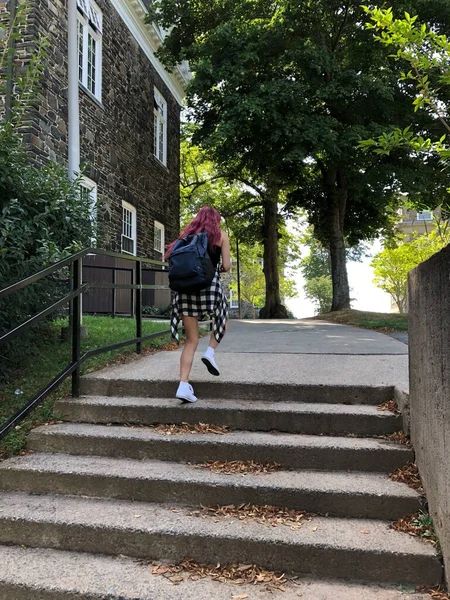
201, 351, 220, 376
175, 382, 197, 403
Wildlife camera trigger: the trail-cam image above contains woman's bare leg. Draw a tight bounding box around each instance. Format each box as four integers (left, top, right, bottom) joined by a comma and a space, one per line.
180, 316, 199, 382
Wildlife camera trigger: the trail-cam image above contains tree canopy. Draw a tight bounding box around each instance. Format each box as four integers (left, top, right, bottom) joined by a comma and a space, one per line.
149, 0, 450, 312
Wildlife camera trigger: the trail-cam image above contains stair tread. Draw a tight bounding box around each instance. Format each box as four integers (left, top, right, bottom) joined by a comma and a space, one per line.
0, 452, 419, 498
0, 491, 436, 557
29, 422, 410, 450
0, 544, 430, 600
58, 396, 398, 417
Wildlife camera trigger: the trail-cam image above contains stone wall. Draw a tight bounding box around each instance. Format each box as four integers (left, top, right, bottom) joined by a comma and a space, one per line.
14, 0, 180, 258
408, 244, 450, 586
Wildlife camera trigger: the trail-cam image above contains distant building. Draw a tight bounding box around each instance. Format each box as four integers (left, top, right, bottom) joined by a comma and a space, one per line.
397, 207, 436, 239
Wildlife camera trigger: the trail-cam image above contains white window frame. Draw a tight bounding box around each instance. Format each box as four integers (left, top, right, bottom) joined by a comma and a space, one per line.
121, 201, 137, 256
153, 88, 167, 165
77, 0, 103, 101
229, 290, 239, 309
416, 210, 433, 221
154, 220, 165, 255
79, 176, 98, 247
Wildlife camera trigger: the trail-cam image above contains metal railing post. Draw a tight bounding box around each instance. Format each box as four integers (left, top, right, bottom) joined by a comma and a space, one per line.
112, 267, 116, 318
136, 260, 142, 354
72, 258, 82, 396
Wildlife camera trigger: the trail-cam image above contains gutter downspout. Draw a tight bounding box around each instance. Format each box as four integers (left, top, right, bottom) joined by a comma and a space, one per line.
67, 0, 80, 179
68, 0, 82, 327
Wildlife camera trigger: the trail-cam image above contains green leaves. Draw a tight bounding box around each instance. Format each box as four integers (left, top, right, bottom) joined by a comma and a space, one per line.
362, 5, 450, 164
371, 228, 450, 312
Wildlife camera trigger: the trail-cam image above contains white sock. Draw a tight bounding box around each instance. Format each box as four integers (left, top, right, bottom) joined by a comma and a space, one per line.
205, 346, 215, 357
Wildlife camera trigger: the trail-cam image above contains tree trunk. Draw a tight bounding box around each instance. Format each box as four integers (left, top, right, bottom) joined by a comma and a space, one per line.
326, 168, 351, 312
260, 194, 289, 319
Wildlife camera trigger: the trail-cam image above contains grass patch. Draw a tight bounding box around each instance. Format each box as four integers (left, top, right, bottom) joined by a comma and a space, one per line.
312, 309, 408, 333
0, 315, 174, 459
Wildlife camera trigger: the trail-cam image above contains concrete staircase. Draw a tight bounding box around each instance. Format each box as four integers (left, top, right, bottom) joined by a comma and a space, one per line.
0, 379, 443, 598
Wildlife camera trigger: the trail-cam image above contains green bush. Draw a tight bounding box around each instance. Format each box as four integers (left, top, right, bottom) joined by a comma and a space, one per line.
0, 126, 95, 374
142, 305, 172, 317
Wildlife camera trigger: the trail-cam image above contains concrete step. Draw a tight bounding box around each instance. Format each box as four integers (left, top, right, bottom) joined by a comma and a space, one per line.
0, 492, 441, 585
27, 423, 413, 472
80, 378, 394, 405
0, 545, 433, 600
54, 396, 401, 437
0, 453, 421, 520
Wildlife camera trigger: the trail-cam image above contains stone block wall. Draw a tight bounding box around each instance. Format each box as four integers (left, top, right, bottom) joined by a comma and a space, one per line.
5, 0, 180, 258
408, 244, 450, 585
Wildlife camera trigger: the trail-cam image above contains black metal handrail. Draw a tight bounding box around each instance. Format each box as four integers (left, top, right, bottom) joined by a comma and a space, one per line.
0, 248, 171, 440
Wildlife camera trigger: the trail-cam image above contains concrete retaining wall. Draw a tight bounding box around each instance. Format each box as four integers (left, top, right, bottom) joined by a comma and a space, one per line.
408, 244, 450, 585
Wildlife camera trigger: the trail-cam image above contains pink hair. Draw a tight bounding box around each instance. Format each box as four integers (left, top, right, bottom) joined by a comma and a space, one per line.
164, 206, 222, 259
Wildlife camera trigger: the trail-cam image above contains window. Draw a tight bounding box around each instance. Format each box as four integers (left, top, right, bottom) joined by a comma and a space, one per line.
229, 290, 239, 309
79, 177, 98, 246
77, 0, 102, 100
122, 201, 137, 255
154, 220, 165, 255
417, 210, 433, 221
154, 88, 167, 165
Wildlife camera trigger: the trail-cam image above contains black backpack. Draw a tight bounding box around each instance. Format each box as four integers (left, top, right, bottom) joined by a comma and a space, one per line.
168, 232, 216, 293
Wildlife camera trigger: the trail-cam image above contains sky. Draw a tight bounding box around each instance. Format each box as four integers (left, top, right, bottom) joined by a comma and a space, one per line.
285, 238, 392, 319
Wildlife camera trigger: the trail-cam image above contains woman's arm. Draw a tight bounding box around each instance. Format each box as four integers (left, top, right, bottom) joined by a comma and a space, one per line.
220, 231, 232, 272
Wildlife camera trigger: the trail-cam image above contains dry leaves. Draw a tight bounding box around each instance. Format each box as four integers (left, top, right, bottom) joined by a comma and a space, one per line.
417, 586, 450, 600
377, 400, 400, 415
192, 504, 313, 530
390, 462, 424, 493
152, 422, 230, 435
376, 430, 410, 445
151, 558, 290, 591
194, 460, 281, 475
392, 513, 437, 545
387, 431, 410, 444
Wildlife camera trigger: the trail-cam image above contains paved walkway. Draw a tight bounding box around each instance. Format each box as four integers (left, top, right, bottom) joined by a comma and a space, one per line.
87, 319, 409, 393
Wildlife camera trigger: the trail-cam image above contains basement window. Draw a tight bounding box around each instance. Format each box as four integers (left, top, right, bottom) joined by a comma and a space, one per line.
122, 201, 137, 255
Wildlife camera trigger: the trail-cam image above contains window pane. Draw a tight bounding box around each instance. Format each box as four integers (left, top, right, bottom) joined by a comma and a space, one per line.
78, 21, 84, 83
417, 211, 432, 221
159, 120, 164, 161
87, 34, 96, 94
154, 226, 162, 252
154, 115, 158, 157
122, 236, 134, 254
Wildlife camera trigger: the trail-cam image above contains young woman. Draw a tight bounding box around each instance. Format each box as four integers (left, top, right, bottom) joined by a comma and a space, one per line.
165, 206, 231, 403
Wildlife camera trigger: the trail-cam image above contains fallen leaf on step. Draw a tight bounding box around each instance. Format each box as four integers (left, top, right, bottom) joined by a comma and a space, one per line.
310, 527, 318, 532
236, 565, 253, 572
232, 595, 249, 599
360, 529, 369, 534
134, 514, 141, 518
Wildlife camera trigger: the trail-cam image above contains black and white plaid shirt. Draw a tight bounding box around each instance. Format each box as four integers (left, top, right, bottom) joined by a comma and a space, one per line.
170, 271, 229, 343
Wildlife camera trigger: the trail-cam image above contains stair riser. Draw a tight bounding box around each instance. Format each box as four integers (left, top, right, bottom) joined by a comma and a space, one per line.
0, 469, 421, 520
0, 585, 83, 600
27, 434, 413, 473
80, 380, 394, 405
55, 404, 400, 437
0, 518, 441, 585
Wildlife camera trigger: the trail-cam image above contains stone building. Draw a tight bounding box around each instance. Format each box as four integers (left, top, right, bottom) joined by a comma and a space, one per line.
4, 0, 188, 261
2, 0, 189, 312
